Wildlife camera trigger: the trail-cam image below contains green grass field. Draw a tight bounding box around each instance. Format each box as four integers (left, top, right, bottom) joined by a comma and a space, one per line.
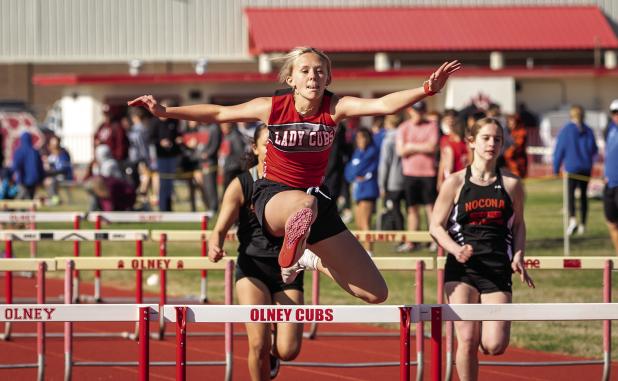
8, 177, 618, 360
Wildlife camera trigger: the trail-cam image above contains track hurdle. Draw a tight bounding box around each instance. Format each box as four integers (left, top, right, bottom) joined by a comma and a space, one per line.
163, 304, 415, 381
151, 228, 232, 306
0, 230, 148, 303
436, 256, 614, 381
0, 212, 83, 282
425, 302, 618, 381
0, 299, 156, 381
57, 256, 235, 341
88, 212, 212, 302
0, 260, 49, 380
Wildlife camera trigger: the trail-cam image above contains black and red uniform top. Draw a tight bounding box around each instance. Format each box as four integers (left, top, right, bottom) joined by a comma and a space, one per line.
265, 88, 337, 188
447, 166, 515, 260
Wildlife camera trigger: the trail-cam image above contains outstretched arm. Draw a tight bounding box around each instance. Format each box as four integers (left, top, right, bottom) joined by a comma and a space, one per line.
207, 178, 244, 262
128, 96, 271, 124
333, 61, 461, 121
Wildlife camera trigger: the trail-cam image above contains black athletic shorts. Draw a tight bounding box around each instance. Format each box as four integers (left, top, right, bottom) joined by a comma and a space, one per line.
444, 254, 513, 294
235, 254, 304, 294
252, 178, 348, 245
403, 176, 437, 207
603, 185, 618, 223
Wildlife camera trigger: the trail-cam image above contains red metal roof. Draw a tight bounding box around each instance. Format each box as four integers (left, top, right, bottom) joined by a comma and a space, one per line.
245, 6, 618, 53
33, 67, 618, 86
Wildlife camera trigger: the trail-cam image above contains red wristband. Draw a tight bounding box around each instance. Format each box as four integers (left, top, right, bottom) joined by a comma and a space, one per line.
423, 80, 436, 96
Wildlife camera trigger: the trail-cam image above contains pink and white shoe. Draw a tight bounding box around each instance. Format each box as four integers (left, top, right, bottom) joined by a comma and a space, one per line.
281, 249, 319, 284
278, 208, 313, 268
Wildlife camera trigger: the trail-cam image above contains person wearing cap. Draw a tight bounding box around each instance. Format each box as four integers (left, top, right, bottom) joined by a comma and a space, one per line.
553, 105, 598, 235
604, 100, 618, 254
396, 100, 439, 252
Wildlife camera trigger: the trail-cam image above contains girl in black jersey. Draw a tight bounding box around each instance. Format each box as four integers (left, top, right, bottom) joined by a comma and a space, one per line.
430, 118, 534, 381
207, 124, 316, 380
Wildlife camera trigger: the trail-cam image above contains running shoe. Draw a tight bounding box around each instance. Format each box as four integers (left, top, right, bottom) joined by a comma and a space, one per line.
281, 249, 319, 284
566, 218, 578, 236
278, 208, 313, 268
269, 354, 280, 379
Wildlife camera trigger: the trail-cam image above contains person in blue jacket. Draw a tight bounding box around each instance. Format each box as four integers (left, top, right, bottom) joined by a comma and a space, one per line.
345, 127, 380, 233
12, 131, 45, 200
553, 105, 598, 235
0, 168, 19, 200
604, 100, 618, 254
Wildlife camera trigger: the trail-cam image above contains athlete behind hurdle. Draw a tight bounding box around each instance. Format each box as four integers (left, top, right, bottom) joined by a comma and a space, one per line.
129, 46, 460, 305
207, 124, 313, 380
429, 117, 535, 381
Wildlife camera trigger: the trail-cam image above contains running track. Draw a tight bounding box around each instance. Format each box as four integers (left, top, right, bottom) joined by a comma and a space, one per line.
1, 275, 616, 380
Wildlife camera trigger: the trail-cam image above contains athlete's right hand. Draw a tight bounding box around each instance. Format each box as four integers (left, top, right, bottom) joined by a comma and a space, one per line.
208, 244, 226, 263
454, 244, 473, 263
127, 95, 166, 117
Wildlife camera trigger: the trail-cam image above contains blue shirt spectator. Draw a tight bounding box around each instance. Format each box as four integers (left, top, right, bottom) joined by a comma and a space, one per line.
606, 119, 618, 187
553, 121, 598, 175
12, 132, 44, 187
0, 169, 19, 200
345, 130, 380, 202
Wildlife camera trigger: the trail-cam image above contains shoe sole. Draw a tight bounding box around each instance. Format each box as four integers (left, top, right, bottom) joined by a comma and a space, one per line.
279, 208, 313, 268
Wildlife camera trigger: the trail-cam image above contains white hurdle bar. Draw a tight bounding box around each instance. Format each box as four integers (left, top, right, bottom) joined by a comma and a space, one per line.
436, 256, 614, 381
163, 304, 415, 381
90, 212, 212, 303
1, 230, 148, 303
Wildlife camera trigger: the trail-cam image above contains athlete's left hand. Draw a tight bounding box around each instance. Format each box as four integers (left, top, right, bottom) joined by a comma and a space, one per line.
512, 253, 535, 288
426, 60, 462, 93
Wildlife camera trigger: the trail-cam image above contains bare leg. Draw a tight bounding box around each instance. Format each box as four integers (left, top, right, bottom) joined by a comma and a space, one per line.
308, 230, 387, 303
355, 200, 374, 230
272, 290, 304, 361
424, 203, 434, 229
236, 278, 273, 381
263, 190, 318, 236
192, 170, 208, 210
445, 281, 481, 381
407, 205, 419, 230
355, 200, 374, 251
479, 291, 512, 355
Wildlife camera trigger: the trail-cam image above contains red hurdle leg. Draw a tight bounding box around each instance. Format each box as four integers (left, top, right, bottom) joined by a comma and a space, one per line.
73, 215, 80, 303
176, 307, 187, 381
37, 261, 46, 381
64, 260, 74, 381
603, 260, 613, 381
415, 261, 425, 380
431, 306, 442, 381
399, 306, 412, 381
139, 307, 150, 381
200, 215, 208, 303
136, 240, 143, 304
159, 234, 167, 340
225, 259, 234, 381
94, 215, 102, 302
29, 204, 36, 258
5, 240, 12, 305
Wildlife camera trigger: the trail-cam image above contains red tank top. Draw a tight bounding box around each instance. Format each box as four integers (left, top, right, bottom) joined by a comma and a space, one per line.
265, 88, 337, 188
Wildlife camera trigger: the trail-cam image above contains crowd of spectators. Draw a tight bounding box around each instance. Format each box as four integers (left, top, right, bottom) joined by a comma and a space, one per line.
4, 96, 617, 255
